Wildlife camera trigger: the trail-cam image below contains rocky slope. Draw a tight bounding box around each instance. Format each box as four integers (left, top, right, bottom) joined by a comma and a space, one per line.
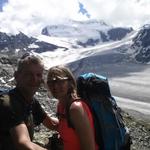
123, 112, 150, 150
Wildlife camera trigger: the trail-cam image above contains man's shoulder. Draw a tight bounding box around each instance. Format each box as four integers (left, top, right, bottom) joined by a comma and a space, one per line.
0, 88, 13, 106
0, 88, 24, 113
0, 92, 11, 107
0, 90, 13, 121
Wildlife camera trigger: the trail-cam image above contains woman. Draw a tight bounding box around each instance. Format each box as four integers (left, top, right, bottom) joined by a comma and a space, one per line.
46, 65, 98, 150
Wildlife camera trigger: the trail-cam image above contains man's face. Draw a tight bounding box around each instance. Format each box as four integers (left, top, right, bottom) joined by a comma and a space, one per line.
15, 63, 44, 94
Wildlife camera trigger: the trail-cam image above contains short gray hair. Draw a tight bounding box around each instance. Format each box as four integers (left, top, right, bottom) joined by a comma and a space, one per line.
17, 53, 44, 72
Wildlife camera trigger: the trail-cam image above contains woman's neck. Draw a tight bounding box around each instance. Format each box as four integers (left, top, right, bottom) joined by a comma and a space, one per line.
59, 95, 70, 106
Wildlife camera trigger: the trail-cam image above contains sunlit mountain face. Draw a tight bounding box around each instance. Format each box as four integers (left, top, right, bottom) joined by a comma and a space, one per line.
131, 25, 150, 63
41, 19, 133, 48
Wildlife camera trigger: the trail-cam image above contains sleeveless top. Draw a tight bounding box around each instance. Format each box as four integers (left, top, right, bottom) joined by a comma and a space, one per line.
57, 100, 99, 150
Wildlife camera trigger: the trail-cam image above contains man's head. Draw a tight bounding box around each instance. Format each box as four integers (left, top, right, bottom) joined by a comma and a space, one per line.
14, 53, 44, 96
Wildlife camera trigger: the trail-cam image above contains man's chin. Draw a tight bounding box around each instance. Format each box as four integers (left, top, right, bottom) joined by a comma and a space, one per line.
27, 86, 39, 93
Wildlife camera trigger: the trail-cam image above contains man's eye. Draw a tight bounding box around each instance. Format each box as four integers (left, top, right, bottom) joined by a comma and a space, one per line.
37, 73, 42, 78
24, 72, 31, 76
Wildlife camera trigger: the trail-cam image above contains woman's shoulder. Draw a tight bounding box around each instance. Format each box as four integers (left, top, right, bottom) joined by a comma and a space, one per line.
70, 99, 83, 108
69, 100, 86, 124
70, 100, 91, 117
69, 99, 88, 113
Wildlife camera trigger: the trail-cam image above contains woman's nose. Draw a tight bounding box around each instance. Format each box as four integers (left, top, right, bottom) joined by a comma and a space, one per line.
52, 82, 59, 88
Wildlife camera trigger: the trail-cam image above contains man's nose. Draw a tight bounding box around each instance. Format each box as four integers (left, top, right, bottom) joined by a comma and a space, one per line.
32, 74, 40, 82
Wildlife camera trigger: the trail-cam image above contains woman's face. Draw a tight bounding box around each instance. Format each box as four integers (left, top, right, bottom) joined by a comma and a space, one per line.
47, 76, 69, 100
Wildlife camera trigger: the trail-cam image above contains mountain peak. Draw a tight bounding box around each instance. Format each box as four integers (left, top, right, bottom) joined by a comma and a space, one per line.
131, 24, 150, 63
41, 20, 132, 48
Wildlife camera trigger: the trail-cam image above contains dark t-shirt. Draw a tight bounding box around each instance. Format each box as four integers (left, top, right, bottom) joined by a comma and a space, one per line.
0, 88, 46, 150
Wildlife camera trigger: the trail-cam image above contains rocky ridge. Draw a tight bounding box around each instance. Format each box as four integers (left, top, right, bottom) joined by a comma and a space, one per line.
0, 31, 64, 55
131, 24, 150, 63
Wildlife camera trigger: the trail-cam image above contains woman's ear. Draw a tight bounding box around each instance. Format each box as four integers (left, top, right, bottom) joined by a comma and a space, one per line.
67, 81, 74, 93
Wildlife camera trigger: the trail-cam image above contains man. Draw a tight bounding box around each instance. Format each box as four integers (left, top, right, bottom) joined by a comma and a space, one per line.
0, 53, 58, 150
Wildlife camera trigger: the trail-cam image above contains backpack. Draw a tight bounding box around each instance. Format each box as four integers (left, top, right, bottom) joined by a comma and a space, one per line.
67, 73, 131, 150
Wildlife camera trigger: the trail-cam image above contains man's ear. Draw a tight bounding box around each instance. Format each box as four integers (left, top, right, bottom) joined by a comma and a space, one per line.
41, 78, 45, 84
14, 71, 18, 80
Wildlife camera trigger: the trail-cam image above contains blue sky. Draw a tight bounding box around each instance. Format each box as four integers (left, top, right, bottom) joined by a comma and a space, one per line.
0, 0, 8, 11
78, 2, 90, 18
0, 0, 150, 36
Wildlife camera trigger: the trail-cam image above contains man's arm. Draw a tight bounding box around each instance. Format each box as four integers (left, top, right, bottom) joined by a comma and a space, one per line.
10, 123, 47, 150
43, 114, 59, 131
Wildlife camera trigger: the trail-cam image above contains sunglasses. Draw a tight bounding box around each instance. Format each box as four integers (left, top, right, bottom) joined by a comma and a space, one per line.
47, 76, 69, 86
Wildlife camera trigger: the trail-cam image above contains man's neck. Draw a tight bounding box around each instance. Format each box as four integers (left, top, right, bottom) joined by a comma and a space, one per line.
17, 87, 34, 104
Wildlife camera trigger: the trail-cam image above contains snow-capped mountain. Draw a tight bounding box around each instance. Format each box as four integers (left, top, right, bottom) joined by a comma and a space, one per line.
130, 24, 150, 63
41, 19, 133, 48
0, 19, 150, 64
0, 31, 64, 55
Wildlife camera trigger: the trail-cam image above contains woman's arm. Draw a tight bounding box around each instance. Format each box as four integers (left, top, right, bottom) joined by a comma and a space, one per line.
69, 101, 96, 150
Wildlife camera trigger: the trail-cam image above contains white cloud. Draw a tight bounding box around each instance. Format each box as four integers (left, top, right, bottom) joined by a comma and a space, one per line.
81, 0, 150, 28
0, 0, 150, 36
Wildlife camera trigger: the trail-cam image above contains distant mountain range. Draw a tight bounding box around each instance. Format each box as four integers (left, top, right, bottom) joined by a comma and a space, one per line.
0, 19, 150, 64
0, 32, 64, 55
